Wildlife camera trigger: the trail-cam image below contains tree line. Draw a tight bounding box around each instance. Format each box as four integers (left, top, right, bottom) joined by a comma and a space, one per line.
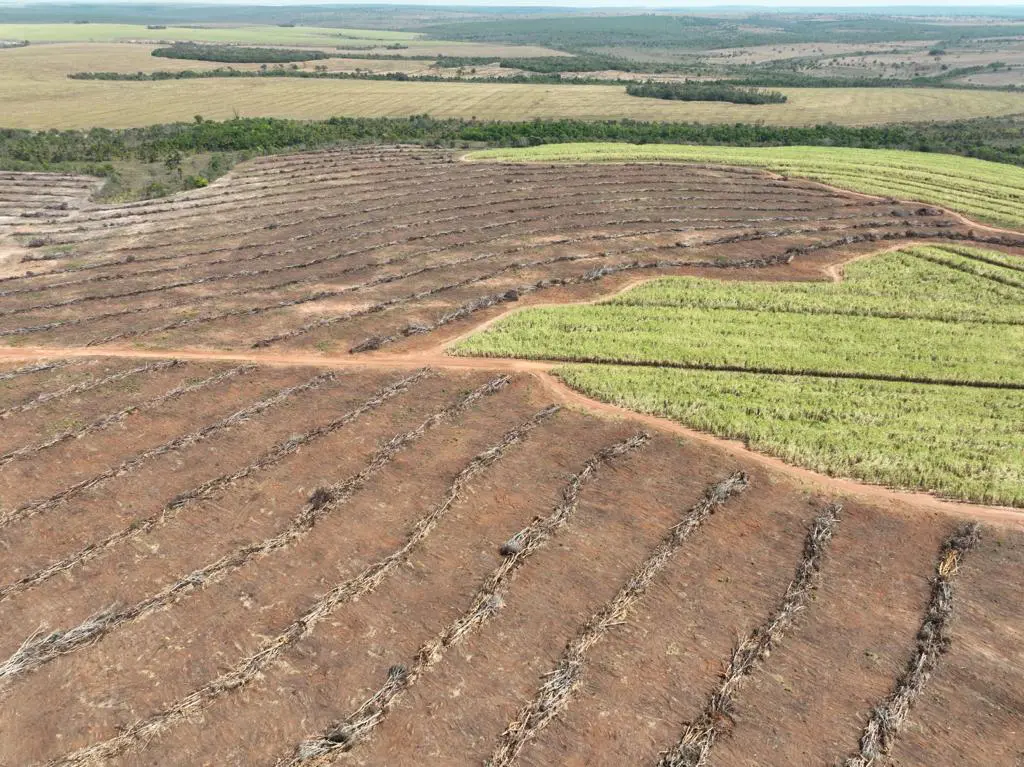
2, 114, 1022, 177
626, 81, 788, 104
151, 43, 332, 64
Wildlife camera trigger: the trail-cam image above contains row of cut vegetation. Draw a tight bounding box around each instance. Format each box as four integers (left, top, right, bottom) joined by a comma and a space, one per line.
467, 143, 1024, 229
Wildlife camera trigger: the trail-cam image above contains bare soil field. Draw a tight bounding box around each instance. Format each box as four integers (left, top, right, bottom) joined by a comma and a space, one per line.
0, 146, 1020, 766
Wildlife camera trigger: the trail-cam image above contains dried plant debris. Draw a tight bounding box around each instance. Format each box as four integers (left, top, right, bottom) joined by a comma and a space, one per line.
842, 523, 982, 767
489, 471, 749, 767
282, 432, 650, 766
659, 501, 842, 767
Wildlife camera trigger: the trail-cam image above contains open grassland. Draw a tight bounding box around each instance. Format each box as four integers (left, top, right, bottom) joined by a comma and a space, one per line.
454, 245, 1024, 505
0, 149, 1020, 765
2, 61, 1024, 129
468, 143, 1024, 229
0, 23, 419, 45
0, 23, 565, 57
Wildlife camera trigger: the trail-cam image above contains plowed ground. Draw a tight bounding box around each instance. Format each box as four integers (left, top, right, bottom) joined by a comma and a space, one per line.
0, 146, 1020, 767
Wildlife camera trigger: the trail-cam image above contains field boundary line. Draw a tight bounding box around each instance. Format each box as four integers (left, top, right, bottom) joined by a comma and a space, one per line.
282, 432, 651, 765
841, 523, 981, 767
0, 369, 432, 605
42, 377, 525, 767
656, 501, 842, 767
0, 376, 510, 691
487, 471, 750, 767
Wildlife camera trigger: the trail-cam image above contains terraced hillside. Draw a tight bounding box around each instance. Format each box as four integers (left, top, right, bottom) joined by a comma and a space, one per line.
0, 147, 1021, 767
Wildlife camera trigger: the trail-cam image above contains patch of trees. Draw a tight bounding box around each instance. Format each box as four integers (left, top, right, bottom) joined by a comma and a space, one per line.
151, 42, 332, 64
626, 80, 788, 104
67, 68, 614, 86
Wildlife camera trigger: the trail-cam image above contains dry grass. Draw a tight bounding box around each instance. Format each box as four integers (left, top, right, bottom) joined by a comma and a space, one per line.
3, 69, 1024, 129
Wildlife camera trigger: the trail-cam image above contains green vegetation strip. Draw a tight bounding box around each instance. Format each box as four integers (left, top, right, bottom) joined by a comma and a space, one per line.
466, 143, 1024, 229
452, 246, 1024, 506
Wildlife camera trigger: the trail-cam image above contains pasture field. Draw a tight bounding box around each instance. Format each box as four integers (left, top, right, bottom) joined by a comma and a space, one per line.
454, 245, 1024, 506
3, 55, 1024, 129
468, 143, 1024, 228
0, 23, 419, 45
0, 147, 1020, 766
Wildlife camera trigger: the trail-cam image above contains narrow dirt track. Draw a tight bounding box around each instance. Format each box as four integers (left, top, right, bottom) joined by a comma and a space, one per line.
0, 339, 1019, 529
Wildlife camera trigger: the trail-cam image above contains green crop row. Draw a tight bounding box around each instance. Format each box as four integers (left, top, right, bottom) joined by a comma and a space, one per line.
451, 245, 1024, 506
556, 365, 1024, 507
454, 301, 1023, 385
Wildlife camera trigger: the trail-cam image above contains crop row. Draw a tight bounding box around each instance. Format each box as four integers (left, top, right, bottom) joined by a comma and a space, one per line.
467, 144, 1024, 228
610, 246, 1024, 325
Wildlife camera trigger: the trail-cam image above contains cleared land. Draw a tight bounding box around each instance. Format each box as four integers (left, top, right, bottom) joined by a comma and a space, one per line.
3, 57, 1024, 128
0, 147, 1020, 766
468, 143, 1024, 228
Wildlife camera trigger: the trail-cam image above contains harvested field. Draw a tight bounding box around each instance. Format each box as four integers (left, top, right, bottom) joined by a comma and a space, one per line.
0, 145, 1020, 766
4, 76, 1024, 130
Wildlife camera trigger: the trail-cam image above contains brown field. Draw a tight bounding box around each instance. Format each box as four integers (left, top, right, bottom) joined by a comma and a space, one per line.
0, 147, 1021, 767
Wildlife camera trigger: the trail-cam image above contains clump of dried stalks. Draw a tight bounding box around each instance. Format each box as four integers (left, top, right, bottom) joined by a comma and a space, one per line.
843, 522, 981, 767
0, 359, 77, 382
284, 432, 650, 766
47, 376, 513, 767
660, 501, 843, 767
0, 374, 505, 691
489, 471, 749, 767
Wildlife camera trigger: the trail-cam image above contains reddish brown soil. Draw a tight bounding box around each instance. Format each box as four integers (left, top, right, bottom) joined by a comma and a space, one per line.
0, 149, 1019, 767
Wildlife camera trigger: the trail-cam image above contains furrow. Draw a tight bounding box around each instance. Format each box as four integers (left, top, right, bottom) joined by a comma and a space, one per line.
487, 472, 750, 767
282, 431, 651, 766
349, 253, 793, 353
841, 523, 982, 767
42, 375, 512, 767
0, 369, 432, 605
657, 501, 843, 767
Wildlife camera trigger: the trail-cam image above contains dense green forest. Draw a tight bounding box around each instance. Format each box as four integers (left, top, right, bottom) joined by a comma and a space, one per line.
3, 114, 1022, 172
626, 81, 788, 104
151, 43, 333, 63
422, 13, 1024, 51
